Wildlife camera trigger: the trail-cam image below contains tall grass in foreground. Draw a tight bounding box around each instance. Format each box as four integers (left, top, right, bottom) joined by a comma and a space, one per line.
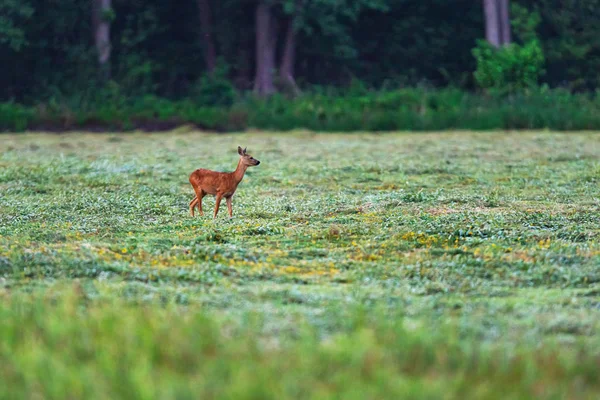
1, 286, 598, 400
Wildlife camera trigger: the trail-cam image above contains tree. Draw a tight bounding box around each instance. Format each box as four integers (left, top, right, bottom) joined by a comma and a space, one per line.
499, 0, 511, 45
0, 0, 34, 52
483, 0, 510, 48
92, 0, 113, 81
279, 0, 304, 95
253, 0, 388, 97
196, 0, 217, 74
253, 1, 276, 96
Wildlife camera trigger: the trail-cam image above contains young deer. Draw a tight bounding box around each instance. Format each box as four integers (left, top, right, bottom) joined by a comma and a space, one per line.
188, 146, 260, 219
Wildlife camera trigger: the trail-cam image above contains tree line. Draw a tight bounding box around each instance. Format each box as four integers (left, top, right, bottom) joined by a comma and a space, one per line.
2, 0, 600, 103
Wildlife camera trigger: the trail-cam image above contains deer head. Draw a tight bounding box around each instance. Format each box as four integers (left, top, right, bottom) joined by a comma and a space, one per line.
238, 146, 260, 166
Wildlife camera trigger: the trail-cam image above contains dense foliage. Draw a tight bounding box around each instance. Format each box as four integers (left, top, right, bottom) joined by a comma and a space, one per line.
2, 0, 600, 101
3, 89, 600, 132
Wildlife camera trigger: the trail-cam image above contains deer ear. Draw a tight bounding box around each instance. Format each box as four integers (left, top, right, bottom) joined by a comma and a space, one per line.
243, 147, 247, 154
238, 146, 243, 155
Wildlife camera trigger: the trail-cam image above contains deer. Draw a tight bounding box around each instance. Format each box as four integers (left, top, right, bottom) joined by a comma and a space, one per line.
188, 146, 260, 219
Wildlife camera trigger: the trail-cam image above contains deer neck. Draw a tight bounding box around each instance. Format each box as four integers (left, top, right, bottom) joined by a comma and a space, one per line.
233, 159, 248, 184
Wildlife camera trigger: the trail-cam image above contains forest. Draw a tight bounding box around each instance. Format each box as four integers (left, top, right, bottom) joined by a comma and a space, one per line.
2, 0, 600, 131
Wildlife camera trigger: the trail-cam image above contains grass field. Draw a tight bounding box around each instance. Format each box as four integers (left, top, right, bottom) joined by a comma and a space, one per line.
1, 130, 600, 399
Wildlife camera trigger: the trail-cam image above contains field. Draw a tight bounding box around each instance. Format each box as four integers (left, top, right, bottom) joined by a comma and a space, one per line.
1, 130, 600, 399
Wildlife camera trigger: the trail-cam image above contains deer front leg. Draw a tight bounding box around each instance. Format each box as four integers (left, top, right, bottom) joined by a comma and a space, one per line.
226, 196, 233, 218
213, 193, 223, 219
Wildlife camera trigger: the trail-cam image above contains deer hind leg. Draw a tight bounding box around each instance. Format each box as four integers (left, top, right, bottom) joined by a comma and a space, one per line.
191, 188, 206, 217
189, 196, 198, 217
197, 192, 205, 216
213, 193, 223, 219
226, 196, 233, 218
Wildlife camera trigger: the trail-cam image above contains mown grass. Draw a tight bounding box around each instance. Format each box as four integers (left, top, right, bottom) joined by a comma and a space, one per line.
1, 130, 600, 398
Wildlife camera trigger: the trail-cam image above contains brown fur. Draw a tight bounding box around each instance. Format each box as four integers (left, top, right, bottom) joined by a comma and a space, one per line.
188, 146, 260, 218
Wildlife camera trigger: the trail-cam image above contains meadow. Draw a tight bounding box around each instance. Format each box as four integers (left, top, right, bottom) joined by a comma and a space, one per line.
1, 130, 600, 399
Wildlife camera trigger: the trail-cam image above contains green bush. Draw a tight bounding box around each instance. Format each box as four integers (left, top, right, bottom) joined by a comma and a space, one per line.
472, 39, 545, 94
472, 4, 545, 95
191, 65, 237, 107
0, 102, 36, 132
3, 88, 600, 133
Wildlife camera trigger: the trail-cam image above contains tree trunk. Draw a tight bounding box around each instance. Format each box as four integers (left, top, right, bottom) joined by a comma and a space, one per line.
279, 12, 301, 96
92, 0, 112, 81
196, 0, 216, 74
253, 1, 276, 97
498, 0, 511, 45
483, 0, 501, 48
235, 46, 252, 90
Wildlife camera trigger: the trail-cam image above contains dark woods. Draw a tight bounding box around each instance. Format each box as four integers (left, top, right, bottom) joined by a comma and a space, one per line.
2, 0, 600, 131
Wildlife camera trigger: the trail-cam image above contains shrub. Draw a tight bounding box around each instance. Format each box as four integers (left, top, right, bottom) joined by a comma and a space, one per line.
472, 4, 545, 95
0, 102, 36, 131
472, 39, 545, 94
191, 64, 237, 107
3, 88, 600, 133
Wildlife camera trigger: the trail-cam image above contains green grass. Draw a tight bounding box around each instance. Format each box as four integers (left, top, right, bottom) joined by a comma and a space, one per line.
5, 88, 600, 132
1, 130, 600, 398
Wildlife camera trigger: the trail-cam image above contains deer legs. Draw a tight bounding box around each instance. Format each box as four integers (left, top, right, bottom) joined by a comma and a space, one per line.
213, 193, 223, 219
190, 189, 205, 217
190, 190, 233, 219
189, 197, 197, 216
226, 196, 233, 218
